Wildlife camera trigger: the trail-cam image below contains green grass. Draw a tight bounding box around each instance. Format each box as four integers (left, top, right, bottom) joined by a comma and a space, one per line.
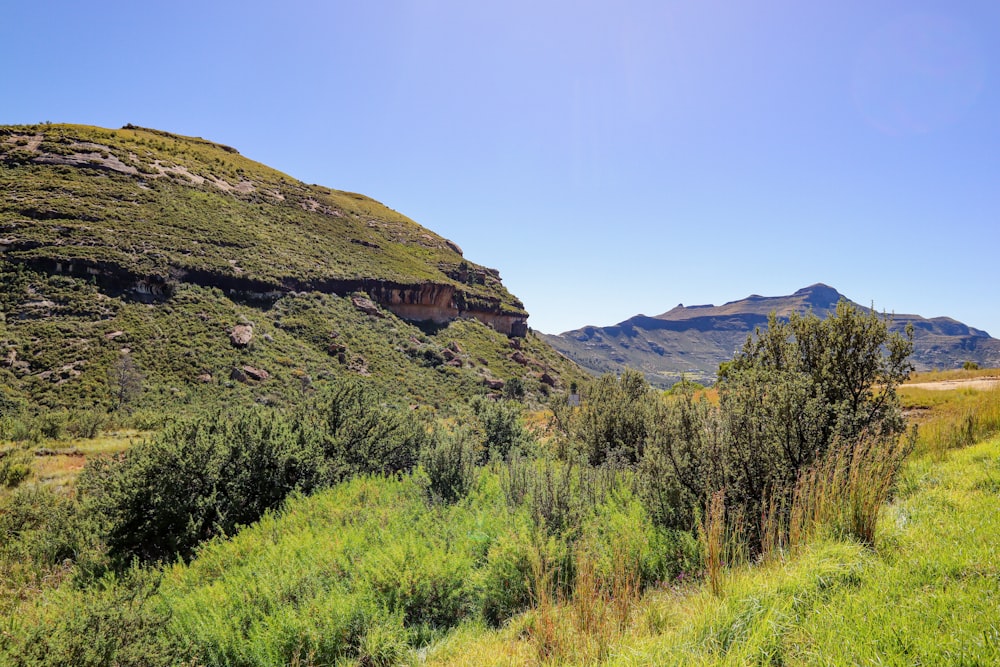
155, 474, 525, 665
3, 381, 998, 665
0, 261, 581, 417
419, 435, 1000, 666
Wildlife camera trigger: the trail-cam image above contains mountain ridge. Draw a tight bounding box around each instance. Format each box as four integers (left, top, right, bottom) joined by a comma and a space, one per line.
542, 284, 1000, 386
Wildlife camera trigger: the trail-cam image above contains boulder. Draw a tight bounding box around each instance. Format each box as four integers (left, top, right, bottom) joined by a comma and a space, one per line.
230, 324, 253, 347
242, 366, 270, 381
351, 296, 383, 317
231, 365, 269, 382
483, 378, 505, 391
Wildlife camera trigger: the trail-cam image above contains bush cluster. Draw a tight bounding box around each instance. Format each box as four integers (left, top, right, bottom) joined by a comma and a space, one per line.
1, 299, 919, 666
78, 378, 429, 565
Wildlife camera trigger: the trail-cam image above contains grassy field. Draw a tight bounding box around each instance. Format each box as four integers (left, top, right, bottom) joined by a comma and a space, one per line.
2, 370, 998, 666
418, 432, 1000, 665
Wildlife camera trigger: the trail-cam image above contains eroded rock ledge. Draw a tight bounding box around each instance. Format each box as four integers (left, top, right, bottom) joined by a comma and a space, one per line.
13, 256, 529, 337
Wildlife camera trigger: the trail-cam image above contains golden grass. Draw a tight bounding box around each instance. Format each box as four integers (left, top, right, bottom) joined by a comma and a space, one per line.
2, 430, 146, 496
906, 367, 999, 383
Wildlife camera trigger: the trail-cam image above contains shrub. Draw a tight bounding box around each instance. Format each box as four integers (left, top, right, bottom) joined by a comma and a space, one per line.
575, 369, 652, 466
78, 406, 312, 564
65, 410, 107, 439
0, 568, 173, 667
638, 388, 720, 530
0, 485, 93, 571
639, 301, 913, 554
421, 425, 480, 503
79, 378, 433, 565
305, 379, 429, 479
471, 396, 528, 463
714, 301, 912, 550
0, 449, 33, 488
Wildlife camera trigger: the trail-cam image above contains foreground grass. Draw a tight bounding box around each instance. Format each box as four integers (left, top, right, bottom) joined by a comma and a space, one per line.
423, 435, 1000, 666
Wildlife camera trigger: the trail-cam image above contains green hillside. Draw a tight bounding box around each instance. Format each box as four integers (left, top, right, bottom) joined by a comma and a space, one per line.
0, 123, 584, 418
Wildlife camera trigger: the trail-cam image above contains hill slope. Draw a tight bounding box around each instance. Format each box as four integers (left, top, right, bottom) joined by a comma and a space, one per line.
0, 123, 586, 414
542, 284, 1000, 386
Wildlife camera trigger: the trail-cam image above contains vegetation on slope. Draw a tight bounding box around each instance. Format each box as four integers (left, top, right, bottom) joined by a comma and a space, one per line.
0, 123, 523, 309
3, 301, 974, 666
0, 259, 584, 425
1, 122, 573, 424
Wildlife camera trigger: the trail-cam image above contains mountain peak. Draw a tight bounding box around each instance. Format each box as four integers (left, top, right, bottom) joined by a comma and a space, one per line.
543, 284, 1000, 387
793, 283, 844, 310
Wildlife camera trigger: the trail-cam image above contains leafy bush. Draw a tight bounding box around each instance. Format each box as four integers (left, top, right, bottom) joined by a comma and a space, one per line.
422, 425, 480, 503
304, 378, 429, 479
639, 301, 913, 552
638, 388, 720, 530
0, 568, 173, 667
575, 369, 652, 466
78, 406, 314, 564
471, 396, 529, 463
78, 378, 433, 566
65, 409, 107, 439
0, 449, 33, 488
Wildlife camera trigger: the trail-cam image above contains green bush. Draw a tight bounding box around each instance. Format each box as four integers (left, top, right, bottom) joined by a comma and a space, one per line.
78, 378, 434, 566
471, 396, 528, 463
638, 388, 720, 530
477, 518, 537, 626
0, 449, 32, 488
575, 369, 653, 466
65, 409, 107, 439
0, 568, 173, 667
0, 486, 93, 570
78, 406, 314, 565
640, 301, 913, 552
305, 378, 429, 479
422, 425, 480, 503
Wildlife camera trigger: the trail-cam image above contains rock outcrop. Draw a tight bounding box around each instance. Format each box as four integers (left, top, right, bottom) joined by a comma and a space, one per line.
0, 124, 530, 337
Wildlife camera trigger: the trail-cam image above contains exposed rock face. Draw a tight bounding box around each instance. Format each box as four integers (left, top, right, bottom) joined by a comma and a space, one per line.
9, 254, 529, 337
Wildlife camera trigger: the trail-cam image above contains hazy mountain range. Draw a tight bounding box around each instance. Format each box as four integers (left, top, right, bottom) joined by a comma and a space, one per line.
541, 283, 1000, 387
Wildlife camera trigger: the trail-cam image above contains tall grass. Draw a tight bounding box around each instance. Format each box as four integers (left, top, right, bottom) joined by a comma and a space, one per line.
786, 428, 914, 549
913, 386, 1000, 457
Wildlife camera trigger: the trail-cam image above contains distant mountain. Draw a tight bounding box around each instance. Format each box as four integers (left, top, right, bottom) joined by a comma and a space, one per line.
541, 284, 1000, 387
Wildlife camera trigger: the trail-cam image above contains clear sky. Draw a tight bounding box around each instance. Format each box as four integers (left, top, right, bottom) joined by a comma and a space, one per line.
5, 1, 999, 337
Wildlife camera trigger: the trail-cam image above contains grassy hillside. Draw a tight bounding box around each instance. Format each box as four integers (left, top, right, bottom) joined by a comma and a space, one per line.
0, 123, 521, 302
0, 123, 585, 420
0, 260, 582, 418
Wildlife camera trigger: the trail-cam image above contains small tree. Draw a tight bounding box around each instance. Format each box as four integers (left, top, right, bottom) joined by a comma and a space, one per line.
575, 369, 652, 466
715, 300, 913, 548
641, 300, 914, 550
109, 353, 143, 412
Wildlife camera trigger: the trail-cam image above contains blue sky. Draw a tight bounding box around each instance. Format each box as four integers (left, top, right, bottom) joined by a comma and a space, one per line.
5, 1, 999, 341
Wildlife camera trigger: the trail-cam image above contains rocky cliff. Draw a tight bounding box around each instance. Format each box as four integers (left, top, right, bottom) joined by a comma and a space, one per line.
0, 124, 527, 336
